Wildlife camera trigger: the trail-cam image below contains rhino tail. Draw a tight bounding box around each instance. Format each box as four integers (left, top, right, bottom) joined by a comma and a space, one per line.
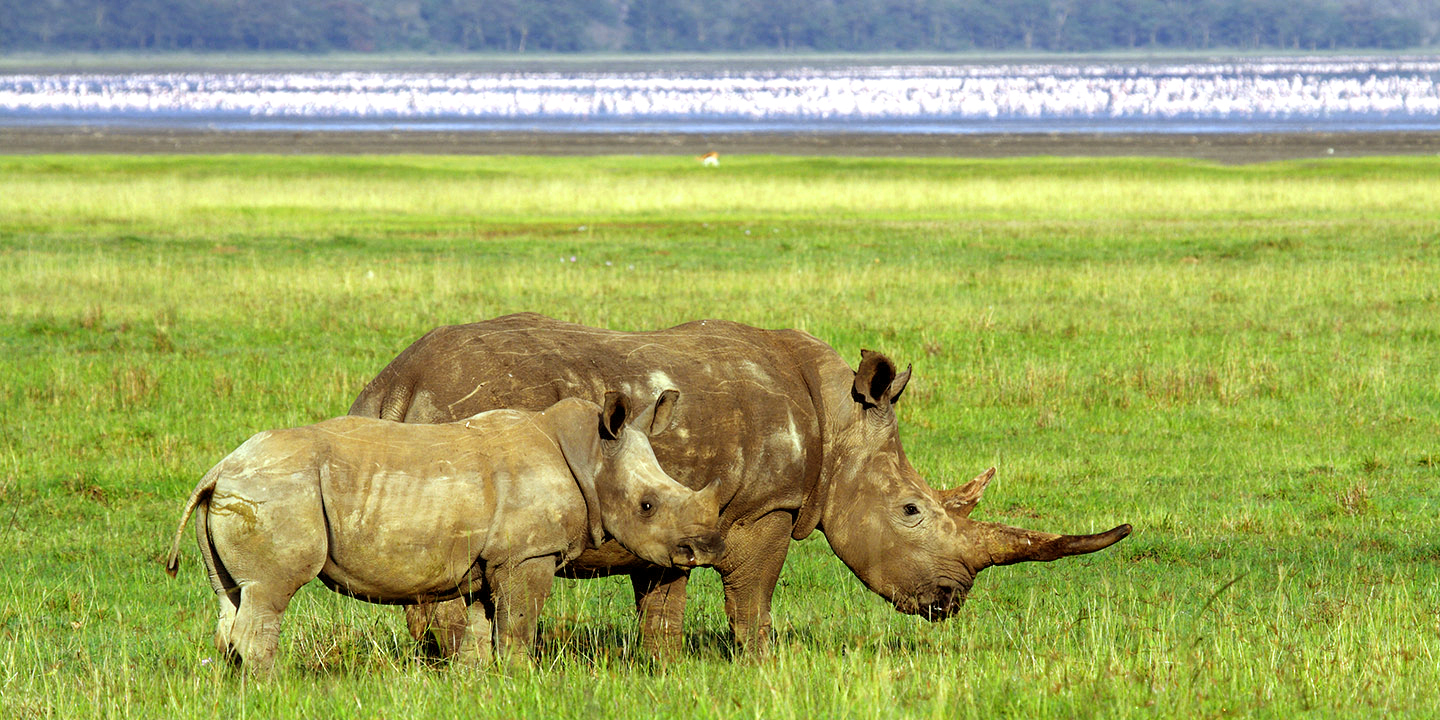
164, 466, 220, 577
349, 374, 415, 422
378, 380, 415, 422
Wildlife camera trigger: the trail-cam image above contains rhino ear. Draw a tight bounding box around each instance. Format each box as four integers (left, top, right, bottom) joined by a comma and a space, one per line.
599, 391, 629, 441
942, 467, 996, 518
854, 350, 912, 408
890, 364, 912, 405
556, 401, 608, 549
632, 389, 679, 436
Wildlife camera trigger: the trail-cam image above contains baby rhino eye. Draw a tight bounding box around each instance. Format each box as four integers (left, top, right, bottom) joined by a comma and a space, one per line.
903, 503, 920, 516
640, 500, 654, 516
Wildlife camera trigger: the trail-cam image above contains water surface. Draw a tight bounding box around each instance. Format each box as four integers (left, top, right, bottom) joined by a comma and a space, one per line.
3, 56, 1438, 134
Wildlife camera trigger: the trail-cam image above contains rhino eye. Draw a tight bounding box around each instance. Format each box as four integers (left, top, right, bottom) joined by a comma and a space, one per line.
903, 503, 920, 516
640, 500, 655, 516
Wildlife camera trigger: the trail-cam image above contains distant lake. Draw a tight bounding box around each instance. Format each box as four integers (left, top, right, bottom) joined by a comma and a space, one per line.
3, 56, 1439, 134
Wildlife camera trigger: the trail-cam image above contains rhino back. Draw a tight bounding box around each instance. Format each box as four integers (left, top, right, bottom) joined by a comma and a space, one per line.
351, 313, 843, 527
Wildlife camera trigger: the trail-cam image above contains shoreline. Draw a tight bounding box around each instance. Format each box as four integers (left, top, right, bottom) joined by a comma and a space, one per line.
3, 127, 1440, 162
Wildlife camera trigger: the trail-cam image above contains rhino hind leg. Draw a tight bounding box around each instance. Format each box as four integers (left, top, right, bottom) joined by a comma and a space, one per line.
193, 501, 241, 663
227, 586, 293, 673
206, 490, 328, 674
212, 590, 241, 664
222, 559, 328, 674
212, 616, 240, 665
406, 599, 470, 659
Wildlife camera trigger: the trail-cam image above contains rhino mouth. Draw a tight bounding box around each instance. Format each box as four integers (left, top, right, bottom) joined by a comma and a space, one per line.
920, 586, 963, 621
898, 580, 968, 622
669, 533, 726, 568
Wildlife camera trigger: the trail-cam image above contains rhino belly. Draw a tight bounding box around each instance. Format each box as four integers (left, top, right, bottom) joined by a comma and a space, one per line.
318, 477, 498, 602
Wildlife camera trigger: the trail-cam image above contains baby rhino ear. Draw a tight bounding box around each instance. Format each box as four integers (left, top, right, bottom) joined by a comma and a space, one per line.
599, 391, 628, 441
632, 389, 680, 436
556, 400, 609, 549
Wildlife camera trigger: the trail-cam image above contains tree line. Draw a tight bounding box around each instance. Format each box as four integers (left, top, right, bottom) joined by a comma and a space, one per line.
2, 0, 1437, 54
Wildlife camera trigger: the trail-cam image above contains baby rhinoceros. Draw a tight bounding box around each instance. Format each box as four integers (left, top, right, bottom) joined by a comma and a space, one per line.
164, 390, 722, 673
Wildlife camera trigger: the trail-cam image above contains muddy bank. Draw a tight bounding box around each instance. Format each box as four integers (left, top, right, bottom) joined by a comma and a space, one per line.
3, 127, 1440, 163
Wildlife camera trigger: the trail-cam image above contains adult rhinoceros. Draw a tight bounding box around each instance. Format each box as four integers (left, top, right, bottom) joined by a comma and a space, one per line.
350, 313, 1131, 655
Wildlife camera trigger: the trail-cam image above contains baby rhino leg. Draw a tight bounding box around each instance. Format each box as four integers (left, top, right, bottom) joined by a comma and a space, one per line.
212, 588, 241, 663
194, 502, 242, 662
228, 582, 301, 674
208, 487, 327, 674
487, 555, 558, 667
452, 598, 495, 667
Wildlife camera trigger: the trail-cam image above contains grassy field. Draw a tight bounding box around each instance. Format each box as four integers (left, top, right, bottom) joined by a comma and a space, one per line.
1, 153, 1437, 718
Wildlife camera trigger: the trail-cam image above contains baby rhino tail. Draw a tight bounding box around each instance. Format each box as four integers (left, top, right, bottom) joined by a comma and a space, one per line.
165, 468, 220, 577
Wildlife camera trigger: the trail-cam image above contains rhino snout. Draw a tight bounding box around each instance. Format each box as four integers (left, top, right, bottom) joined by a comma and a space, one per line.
919, 580, 968, 622
670, 532, 725, 568
898, 578, 971, 622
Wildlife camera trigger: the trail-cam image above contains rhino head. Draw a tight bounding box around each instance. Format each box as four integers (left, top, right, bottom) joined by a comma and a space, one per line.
814, 351, 1131, 621
557, 389, 725, 570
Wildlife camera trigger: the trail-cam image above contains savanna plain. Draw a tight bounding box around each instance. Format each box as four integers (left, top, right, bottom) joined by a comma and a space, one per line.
1, 152, 1437, 718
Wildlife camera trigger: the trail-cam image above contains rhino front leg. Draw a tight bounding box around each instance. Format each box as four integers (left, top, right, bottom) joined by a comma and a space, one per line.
630, 567, 690, 660
452, 597, 495, 667
718, 509, 794, 656
488, 555, 558, 667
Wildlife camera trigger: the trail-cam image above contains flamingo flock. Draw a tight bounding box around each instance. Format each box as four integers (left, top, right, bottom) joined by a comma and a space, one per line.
1, 57, 1437, 132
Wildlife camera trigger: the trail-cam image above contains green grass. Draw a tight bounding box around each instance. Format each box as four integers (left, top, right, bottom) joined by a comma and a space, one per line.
1, 153, 1437, 718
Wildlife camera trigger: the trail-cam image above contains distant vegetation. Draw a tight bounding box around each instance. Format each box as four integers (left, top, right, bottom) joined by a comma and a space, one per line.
2, 0, 1438, 54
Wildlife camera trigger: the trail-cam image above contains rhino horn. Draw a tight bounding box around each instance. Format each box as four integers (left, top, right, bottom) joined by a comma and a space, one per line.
973, 521, 1132, 568
940, 466, 996, 518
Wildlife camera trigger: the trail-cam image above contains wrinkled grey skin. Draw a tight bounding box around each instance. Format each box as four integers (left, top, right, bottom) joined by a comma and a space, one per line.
350, 313, 1131, 656
165, 392, 723, 673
